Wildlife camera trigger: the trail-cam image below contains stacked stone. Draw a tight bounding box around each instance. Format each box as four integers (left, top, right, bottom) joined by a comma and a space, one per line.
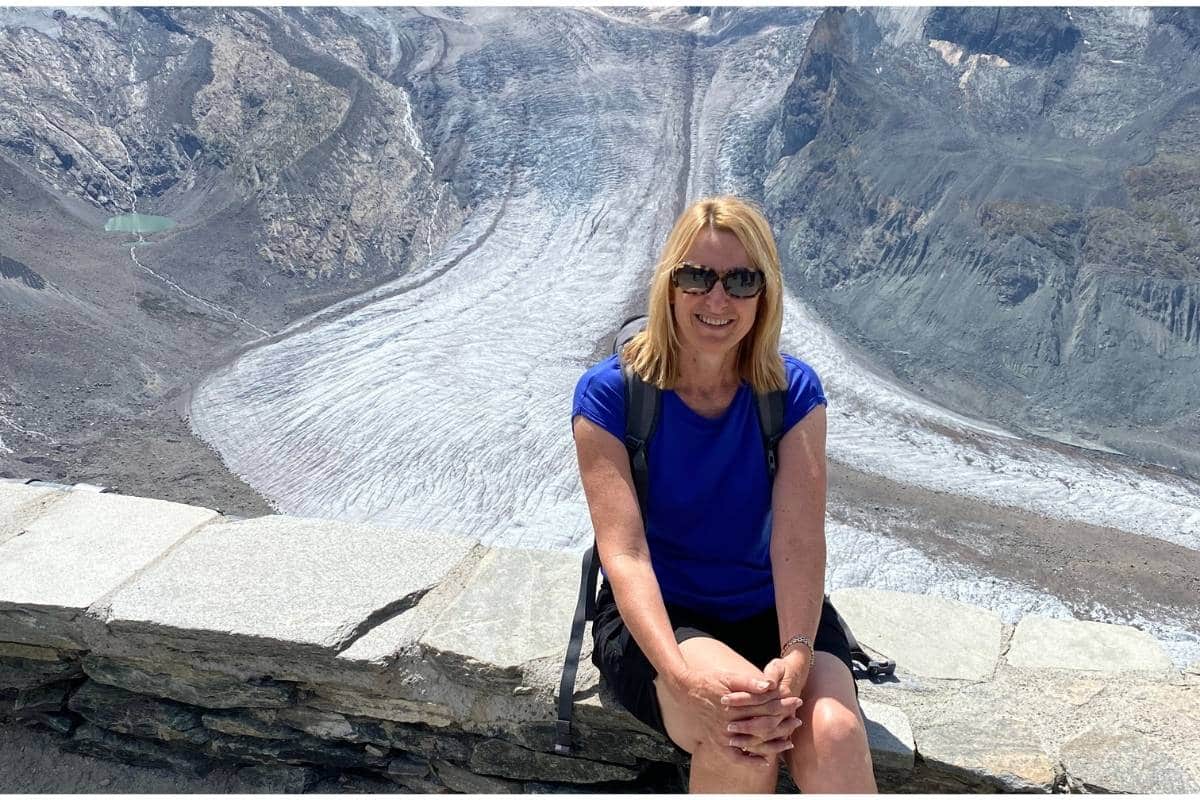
0, 642, 84, 735
0, 482, 685, 792
3, 482, 1198, 793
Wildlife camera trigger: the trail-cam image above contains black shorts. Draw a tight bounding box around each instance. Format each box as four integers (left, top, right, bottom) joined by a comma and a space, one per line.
591, 581, 855, 737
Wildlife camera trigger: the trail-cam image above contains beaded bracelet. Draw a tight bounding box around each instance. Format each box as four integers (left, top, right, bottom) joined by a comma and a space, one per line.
780, 632, 815, 659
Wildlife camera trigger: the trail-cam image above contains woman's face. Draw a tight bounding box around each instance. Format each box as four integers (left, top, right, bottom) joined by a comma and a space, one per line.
671, 229, 760, 365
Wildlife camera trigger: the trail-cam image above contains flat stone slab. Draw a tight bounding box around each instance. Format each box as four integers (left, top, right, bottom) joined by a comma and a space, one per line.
914, 710, 1057, 792
1007, 615, 1173, 675
420, 548, 580, 670
95, 515, 476, 657
0, 492, 216, 647
830, 588, 1002, 680
0, 483, 63, 545
1061, 725, 1200, 793
859, 699, 914, 775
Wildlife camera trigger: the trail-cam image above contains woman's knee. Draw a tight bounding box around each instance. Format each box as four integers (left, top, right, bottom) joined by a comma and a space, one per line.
792, 654, 868, 755
803, 696, 867, 752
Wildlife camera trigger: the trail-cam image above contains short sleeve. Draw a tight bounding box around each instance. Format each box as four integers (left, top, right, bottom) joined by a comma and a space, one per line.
781, 354, 827, 434
572, 355, 625, 441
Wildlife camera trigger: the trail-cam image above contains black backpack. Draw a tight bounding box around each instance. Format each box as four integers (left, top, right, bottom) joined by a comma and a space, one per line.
554, 315, 894, 755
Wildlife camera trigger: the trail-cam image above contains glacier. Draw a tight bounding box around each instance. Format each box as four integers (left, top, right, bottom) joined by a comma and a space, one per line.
189, 8, 1200, 665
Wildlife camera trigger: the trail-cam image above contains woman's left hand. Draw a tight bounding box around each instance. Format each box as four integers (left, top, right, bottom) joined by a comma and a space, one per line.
721, 653, 811, 756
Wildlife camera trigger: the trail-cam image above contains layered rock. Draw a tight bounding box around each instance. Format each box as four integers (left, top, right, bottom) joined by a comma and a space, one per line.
766, 6, 1200, 476
2, 481, 1197, 793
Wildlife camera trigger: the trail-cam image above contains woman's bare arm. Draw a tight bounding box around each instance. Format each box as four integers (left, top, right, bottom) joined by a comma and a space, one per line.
769, 404, 829, 690
572, 415, 690, 685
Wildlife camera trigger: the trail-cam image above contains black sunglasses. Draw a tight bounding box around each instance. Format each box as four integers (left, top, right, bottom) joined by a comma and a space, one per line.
672, 263, 765, 299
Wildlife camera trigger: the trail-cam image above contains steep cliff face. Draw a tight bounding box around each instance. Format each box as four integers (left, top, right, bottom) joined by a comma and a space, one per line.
766, 7, 1200, 474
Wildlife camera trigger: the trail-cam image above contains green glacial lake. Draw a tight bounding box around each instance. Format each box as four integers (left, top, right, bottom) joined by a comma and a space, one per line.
104, 213, 176, 234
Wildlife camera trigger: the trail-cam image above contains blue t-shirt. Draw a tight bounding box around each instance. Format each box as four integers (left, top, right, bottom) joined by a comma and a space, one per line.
571, 354, 826, 621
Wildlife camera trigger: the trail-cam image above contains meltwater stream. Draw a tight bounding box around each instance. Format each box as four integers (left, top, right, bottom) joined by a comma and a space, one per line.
190, 8, 1200, 665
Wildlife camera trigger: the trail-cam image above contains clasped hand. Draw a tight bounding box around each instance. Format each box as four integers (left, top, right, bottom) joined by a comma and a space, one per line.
676, 657, 806, 766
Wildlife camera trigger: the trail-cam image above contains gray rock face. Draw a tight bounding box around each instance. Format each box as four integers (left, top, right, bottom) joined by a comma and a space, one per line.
0, 648, 83, 691
923, 7, 1082, 66
81, 655, 295, 710
0, 8, 466, 511
767, 6, 1200, 473
65, 723, 211, 777
432, 758, 522, 794
68, 680, 211, 746
200, 710, 300, 741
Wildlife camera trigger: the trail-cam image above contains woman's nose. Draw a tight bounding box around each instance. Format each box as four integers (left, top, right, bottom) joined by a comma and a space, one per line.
703, 280, 733, 307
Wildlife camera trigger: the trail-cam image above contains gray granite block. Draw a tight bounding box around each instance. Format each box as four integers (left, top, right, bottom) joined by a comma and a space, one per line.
830, 588, 1002, 681
419, 548, 580, 677
1007, 615, 1174, 675
0, 483, 62, 546
913, 710, 1057, 792
0, 492, 215, 647
860, 699, 914, 775
95, 515, 475, 658
1062, 725, 1199, 793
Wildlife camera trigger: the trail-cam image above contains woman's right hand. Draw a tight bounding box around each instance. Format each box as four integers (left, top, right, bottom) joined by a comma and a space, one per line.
667, 666, 795, 765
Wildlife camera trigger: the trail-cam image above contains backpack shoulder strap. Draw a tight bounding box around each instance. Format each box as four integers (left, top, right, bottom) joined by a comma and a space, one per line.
621, 360, 659, 513
753, 389, 786, 480
556, 338, 660, 755
554, 542, 599, 754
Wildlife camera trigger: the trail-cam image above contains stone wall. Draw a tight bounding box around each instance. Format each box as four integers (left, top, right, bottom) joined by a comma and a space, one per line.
1, 480, 1198, 792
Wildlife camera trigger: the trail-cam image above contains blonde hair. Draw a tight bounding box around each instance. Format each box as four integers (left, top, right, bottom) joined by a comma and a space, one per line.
623, 195, 786, 392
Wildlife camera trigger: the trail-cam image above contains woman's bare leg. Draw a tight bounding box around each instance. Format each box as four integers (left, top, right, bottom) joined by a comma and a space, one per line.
785, 652, 877, 793
654, 637, 780, 794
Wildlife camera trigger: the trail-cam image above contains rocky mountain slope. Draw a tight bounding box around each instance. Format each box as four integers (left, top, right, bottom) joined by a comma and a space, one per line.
764, 7, 1200, 474
0, 7, 469, 508
0, 5, 1198, 497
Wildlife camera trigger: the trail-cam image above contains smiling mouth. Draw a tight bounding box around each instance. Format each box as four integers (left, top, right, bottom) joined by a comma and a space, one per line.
696, 314, 732, 328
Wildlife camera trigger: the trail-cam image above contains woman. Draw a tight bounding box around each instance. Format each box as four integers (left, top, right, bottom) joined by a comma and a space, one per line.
571, 196, 876, 793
